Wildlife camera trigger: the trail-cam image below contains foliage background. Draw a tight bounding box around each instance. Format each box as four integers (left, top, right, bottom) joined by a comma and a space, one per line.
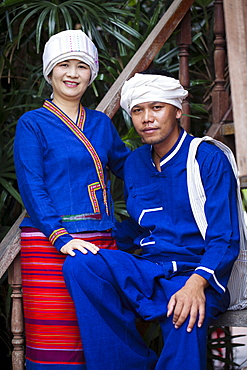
0, 0, 235, 368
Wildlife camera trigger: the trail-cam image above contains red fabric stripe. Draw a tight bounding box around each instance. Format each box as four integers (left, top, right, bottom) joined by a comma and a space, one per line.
21, 227, 117, 365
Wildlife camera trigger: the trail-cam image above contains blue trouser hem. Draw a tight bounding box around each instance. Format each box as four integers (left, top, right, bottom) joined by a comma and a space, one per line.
63, 249, 228, 370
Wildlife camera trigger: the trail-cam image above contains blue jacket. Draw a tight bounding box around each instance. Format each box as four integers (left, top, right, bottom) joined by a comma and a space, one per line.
115, 129, 240, 295
14, 100, 130, 251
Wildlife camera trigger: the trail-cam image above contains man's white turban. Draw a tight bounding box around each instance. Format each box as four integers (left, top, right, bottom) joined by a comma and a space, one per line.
43, 30, 99, 85
120, 73, 188, 116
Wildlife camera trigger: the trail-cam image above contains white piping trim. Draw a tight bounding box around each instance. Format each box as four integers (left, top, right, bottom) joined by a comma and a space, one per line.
195, 266, 226, 292
138, 207, 163, 225
195, 266, 214, 274
213, 274, 226, 292
160, 130, 187, 166
140, 238, 155, 246
172, 261, 177, 272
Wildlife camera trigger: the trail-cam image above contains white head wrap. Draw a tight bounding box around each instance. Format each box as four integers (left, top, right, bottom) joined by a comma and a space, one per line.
120, 73, 188, 116
43, 29, 99, 85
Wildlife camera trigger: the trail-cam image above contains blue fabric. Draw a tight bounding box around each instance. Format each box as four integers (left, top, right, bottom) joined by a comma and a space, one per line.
63, 249, 229, 370
63, 128, 239, 369
115, 129, 240, 294
26, 359, 87, 370
14, 102, 130, 250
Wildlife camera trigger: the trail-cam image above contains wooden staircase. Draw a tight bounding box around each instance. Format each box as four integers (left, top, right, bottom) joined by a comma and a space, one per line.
0, 1, 247, 369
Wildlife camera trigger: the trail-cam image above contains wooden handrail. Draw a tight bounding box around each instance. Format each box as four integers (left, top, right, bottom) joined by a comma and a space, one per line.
0, 210, 25, 279
96, 0, 195, 118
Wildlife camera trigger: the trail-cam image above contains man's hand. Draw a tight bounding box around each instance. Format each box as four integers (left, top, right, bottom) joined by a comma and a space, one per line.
60, 239, 100, 257
167, 274, 209, 332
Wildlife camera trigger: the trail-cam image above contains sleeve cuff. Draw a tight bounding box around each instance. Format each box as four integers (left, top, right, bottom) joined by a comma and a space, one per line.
194, 266, 226, 295
49, 228, 74, 251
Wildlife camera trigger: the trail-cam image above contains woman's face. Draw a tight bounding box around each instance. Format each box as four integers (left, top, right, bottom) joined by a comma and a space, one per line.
51, 59, 91, 102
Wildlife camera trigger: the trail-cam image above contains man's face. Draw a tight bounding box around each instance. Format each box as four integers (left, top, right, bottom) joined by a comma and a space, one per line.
131, 101, 182, 147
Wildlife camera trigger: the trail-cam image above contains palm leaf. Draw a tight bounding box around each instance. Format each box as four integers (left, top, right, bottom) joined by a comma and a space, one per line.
0, 178, 23, 206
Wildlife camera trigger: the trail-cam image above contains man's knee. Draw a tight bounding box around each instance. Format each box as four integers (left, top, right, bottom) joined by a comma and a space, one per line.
63, 250, 96, 282
63, 249, 114, 282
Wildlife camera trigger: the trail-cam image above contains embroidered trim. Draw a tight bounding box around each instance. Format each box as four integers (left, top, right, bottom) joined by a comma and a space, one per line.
76, 104, 86, 130
43, 100, 109, 215
88, 182, 101, 213
49, 228, 69, 244
61, 213, 102, 222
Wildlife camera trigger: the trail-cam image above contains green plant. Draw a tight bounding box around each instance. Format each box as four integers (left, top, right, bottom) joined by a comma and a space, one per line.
0, 84, 25, 239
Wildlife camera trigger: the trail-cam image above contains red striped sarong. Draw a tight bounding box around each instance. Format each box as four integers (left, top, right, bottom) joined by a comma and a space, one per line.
21, 227, 117, 369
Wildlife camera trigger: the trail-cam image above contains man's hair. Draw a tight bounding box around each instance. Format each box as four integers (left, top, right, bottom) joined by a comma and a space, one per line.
139, 68, 175, 79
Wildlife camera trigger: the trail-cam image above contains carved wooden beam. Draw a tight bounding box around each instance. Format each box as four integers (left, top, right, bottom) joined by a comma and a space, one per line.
96, 0, 195, 118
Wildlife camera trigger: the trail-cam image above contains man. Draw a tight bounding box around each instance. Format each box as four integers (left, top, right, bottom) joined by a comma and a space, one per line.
63, 70, 240, 369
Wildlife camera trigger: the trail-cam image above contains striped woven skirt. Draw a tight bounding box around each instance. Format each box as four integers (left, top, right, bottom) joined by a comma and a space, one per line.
21, 227, 117, 369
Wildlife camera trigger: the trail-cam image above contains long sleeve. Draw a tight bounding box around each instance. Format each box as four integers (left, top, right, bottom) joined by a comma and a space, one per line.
192, 149, 240, 294
14, 113, 74, 251
107, 121, 130, 180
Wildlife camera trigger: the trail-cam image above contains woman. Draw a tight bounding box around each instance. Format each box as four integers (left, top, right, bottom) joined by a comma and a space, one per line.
14, 29, 130, 369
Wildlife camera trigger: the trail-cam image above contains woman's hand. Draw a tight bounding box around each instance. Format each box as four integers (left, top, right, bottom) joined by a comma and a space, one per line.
60, 239, 100, 256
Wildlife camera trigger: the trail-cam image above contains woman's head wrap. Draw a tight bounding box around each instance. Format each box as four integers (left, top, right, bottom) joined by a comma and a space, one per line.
120, 73, 188, 116
43, 29, 99, 85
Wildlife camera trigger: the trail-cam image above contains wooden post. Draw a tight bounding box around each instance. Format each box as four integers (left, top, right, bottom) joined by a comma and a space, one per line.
212, 0, 228, 122
223, 0, 247, 178
207, 0, 229, 140
8, 254, 25, 370
177, 10, 191, 133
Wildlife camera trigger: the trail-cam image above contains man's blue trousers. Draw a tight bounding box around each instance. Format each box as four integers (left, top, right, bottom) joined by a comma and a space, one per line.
63, 249, 229, 370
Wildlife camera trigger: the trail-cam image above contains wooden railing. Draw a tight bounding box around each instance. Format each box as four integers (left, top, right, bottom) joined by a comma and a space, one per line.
96, 0, 195, 118
0, 1, 246, 369
0, 211, 25, 369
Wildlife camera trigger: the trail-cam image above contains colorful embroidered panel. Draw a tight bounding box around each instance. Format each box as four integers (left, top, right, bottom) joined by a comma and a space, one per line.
43, 100, 109, 216
61, 213, 102, 222
49, 227, 69, 245
88, 182, 101, 213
